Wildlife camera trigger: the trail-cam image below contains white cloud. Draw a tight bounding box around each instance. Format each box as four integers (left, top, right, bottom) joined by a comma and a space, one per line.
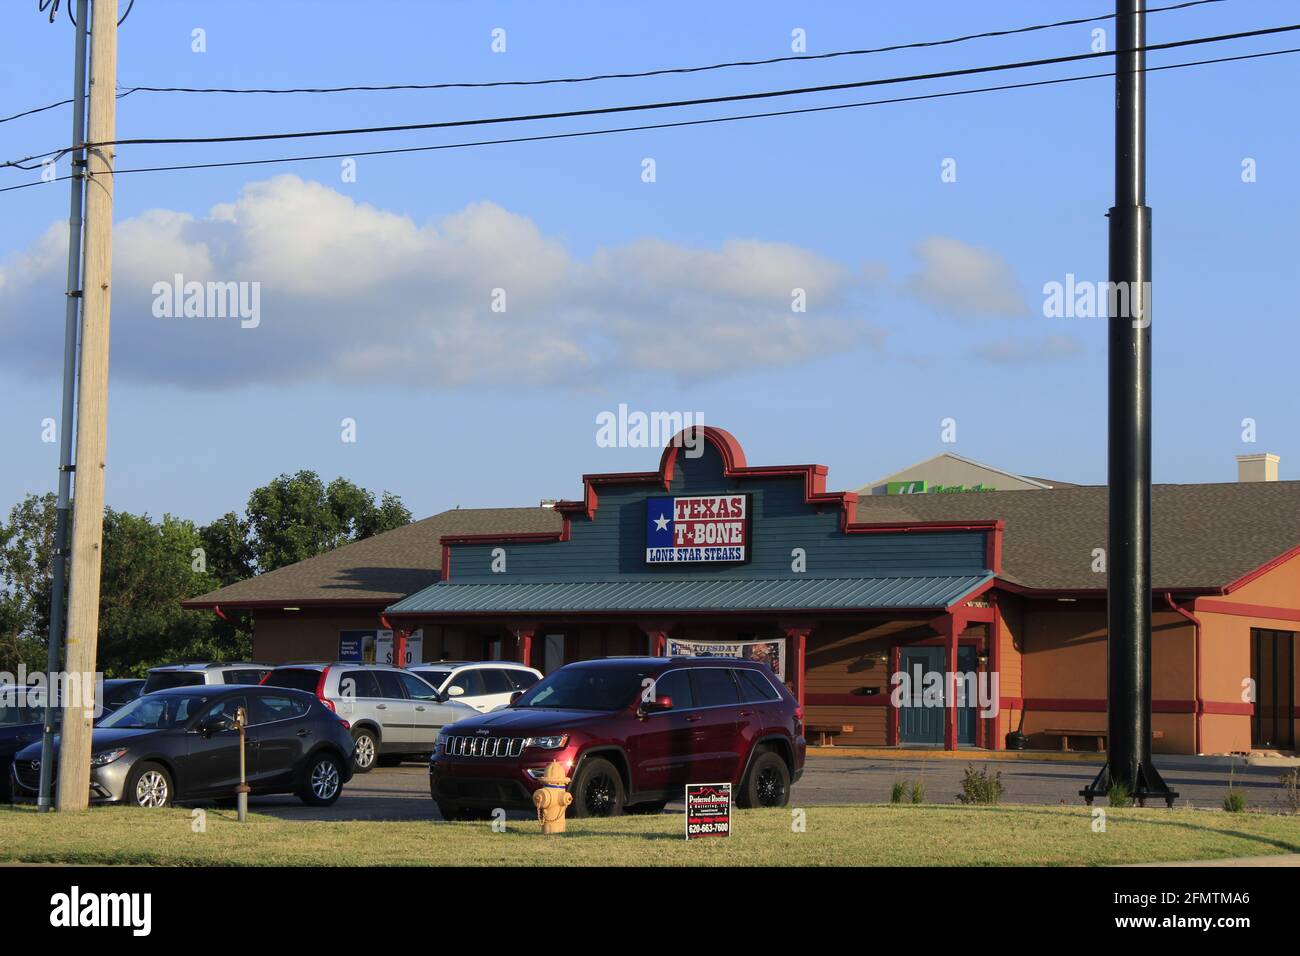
0, 175, 881, 390
905, 236, 1029, 318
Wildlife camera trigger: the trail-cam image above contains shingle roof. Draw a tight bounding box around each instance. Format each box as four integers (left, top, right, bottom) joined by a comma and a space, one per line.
182, 507, 563, 608
185, 482, 1300, 610
851, 481, 1300, 591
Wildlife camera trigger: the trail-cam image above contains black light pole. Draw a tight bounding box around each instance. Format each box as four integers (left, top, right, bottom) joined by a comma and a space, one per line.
1083, 0, 1177, 808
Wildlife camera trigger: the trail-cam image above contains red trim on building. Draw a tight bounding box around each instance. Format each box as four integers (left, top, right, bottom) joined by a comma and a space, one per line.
1196, 599, 1300, 623
989, 592, 1002, 750
888, 645, 900, 745
995, 697, 1253, 716
1221, 543, 1300, 594
433, 427, 1002, 582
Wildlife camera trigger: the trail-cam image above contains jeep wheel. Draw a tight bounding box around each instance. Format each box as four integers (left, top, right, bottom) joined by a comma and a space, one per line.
351, 728, 378, 773
739, 750, 791, 808
569, 756, 625, 818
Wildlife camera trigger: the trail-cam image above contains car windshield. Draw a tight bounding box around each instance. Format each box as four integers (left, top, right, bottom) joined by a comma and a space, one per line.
0, 690, 41, 727
414, 669, 451, 687
513, 668, 648, 711
98, 692, 210, 729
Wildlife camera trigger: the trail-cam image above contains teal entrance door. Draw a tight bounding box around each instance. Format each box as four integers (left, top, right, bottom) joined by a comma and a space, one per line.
898, 646, 978, 746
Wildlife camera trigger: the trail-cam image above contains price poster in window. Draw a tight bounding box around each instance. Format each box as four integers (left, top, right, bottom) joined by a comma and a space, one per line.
685, 783, 732, 840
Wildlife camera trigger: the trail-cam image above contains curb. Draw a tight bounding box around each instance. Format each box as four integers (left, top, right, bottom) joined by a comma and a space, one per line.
807, 747, 1104, 763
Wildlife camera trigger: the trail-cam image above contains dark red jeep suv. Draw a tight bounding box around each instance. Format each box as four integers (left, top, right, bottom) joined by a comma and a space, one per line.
429, 656, 805, 819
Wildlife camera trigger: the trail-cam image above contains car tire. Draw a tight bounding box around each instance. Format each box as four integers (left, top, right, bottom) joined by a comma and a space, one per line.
738, 749, 791, 809
125, 761, 174, 808
569, 756, 625, 818
299, 752, 344, 807
435, 800, 463, 821
351, 727, 379, 773
625, 800, 669, 815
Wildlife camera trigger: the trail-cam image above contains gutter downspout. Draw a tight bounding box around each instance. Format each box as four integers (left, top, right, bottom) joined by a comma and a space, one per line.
1165, 592, 1203, 754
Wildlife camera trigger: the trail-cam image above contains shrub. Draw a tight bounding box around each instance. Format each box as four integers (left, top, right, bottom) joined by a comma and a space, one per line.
1107, 780, 1133, 808
956, 764, 1004, 805
890, 779, 925, 804
1223, 789, 1246, 813
1279, 769, 1300, 814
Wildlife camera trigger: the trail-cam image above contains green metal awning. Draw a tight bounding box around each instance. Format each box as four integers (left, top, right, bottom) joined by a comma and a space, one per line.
386, 574, 991, 616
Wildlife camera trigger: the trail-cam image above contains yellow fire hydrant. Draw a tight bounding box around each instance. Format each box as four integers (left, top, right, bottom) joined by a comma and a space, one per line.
532, 760, 573, 834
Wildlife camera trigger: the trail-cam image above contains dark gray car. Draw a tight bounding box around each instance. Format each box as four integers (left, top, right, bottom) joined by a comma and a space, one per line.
10, 685, 356, 808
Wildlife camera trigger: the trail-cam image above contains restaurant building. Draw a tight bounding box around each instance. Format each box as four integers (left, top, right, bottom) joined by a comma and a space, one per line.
185, 428, 1300, 755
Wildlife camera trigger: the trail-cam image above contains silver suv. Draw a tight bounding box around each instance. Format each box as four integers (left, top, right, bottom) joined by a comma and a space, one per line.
142, 662, 272, 693
261, 663, 476, 772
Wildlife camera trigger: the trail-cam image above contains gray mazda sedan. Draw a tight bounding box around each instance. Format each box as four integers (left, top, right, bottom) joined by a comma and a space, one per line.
10, 685, 356, 808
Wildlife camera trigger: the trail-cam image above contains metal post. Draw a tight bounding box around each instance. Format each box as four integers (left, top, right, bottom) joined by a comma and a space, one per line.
235, 706, 249, 822
1083, 0, 1177, 807
37, 0, 91, 813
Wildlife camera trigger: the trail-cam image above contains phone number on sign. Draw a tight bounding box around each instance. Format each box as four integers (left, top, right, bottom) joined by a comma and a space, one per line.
687, 821, 730, 835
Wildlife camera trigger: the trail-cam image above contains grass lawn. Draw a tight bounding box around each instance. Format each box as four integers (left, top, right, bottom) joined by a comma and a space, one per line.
1, 803, 1297, 866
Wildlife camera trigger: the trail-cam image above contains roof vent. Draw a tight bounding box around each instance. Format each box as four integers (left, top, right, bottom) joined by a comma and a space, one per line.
1236, 453, 1279, 483
539, 498, 558, 509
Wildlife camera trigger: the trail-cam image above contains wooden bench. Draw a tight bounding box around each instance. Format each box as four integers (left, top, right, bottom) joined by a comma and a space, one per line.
1044, 728, 1165, 752
808, 723, 854, 747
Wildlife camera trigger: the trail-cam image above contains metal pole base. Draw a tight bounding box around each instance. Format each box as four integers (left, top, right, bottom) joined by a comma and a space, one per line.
236, 785, 249, 822
1081, 761, 1179, 808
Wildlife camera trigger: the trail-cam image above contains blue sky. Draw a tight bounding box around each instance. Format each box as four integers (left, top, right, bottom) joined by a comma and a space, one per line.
1, 0, 1296, 525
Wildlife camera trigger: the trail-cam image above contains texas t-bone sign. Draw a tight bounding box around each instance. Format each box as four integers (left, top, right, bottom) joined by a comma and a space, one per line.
645, 494, 749, 564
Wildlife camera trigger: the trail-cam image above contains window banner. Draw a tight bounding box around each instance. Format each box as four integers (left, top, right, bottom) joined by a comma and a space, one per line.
665, 638, 785, 680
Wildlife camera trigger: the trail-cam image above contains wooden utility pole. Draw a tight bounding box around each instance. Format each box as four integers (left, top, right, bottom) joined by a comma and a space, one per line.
56, 0, 117, 812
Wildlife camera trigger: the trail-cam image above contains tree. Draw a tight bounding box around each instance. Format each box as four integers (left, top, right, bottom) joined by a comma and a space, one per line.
245, 472, 411, 573
95, 509, 232, 675
198, 511, 255, 588
0, 472, 409, 676
0, 494, 57, 673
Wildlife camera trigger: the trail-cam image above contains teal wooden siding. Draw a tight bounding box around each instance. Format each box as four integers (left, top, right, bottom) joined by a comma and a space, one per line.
441, 441, 991, 586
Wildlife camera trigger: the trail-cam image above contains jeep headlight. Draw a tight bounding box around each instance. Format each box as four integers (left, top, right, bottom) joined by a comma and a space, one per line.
524, 734, 569, 750
89, 748, 128, 767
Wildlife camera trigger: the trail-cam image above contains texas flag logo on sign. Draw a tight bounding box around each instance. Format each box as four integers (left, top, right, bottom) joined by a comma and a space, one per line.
645, 494, 749, 564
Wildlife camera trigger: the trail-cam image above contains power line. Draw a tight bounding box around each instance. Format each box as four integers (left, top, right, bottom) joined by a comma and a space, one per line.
3, 44, 1294, 196
76, 23, 1300, 153
123, 0, 1226, 95
0, 0, 1227, 127
0, 88, 137, 128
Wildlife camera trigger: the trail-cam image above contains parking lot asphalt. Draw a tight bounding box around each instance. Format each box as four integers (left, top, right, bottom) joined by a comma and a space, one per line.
239, 753, 1297, 822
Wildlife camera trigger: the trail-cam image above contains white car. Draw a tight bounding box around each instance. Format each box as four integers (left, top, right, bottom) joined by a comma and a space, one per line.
408, 662, 542, 713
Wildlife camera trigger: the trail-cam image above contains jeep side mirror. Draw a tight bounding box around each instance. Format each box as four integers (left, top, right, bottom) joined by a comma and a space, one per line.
509, 691, 523, 705
447, 685, 465, 698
